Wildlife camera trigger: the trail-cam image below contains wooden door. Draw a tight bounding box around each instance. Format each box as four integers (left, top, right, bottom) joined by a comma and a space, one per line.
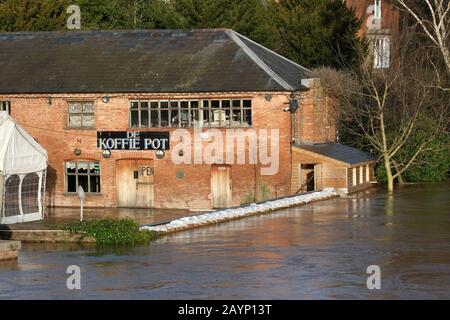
211, 166, 232, 208
314, 164, 323, 191
299, 164, 315, 192
116, 159, 154, 208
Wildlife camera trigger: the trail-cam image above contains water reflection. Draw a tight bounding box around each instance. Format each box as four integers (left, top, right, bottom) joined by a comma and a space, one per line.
1, 183, 449, 299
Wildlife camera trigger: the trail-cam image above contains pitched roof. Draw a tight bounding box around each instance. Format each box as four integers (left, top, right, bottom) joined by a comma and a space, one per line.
294, 142, 376, 166
0, 111, 48, 175
0, 29, 312, 94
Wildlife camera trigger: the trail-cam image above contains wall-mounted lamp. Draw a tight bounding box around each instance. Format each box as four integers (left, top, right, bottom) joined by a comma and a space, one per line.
46, 97, 52, 105
102, 96, 110, 103
178, 149, 184, 157
102, 149, 112, 159
74, 148, 81, 156
156, 150, 165, 160
284, 98, 299, 113
265, 94, 273, 102
289, 99, 299, 113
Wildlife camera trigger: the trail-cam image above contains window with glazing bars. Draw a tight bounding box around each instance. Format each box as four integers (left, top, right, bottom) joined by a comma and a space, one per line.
374, 0, 382, 20
130, 99, 252, 128
68, 101, 95, 128
1, 101, 11, 114
65, 161, 101, 193
373, 37, 390, 69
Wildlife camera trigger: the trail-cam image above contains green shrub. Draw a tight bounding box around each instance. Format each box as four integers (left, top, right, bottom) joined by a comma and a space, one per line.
401, 133, 450, 183
64, 218, 157, 245
376, 130, 450, 183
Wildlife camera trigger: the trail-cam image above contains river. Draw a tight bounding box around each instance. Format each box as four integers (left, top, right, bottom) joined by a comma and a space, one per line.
1, 183, 449, 299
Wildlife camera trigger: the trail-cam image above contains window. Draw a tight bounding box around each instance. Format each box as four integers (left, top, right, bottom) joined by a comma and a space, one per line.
360, 166, 364, 184
352, 168, 357, 186
242, 100, 252, 127
21, 173, 40, 214
374, 0, 382, 20
366, 165, 371, 182
180, 100, 189, 127
68, 101, 95, 128
130, 99, 252, 128
373, 37, 390, 69
4, 175, 20, 217
65, 161, 101, 193
1, 101, 11, 114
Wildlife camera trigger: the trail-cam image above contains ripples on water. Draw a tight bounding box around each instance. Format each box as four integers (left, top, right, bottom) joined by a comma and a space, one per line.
1, 183, 450, 299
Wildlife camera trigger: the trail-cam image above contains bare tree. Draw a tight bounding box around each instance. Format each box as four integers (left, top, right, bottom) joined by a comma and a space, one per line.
315, 32, 449, 193
396, 0, 450, 74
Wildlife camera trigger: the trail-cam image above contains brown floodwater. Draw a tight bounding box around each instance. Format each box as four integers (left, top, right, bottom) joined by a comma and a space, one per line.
0, 183, 449, 299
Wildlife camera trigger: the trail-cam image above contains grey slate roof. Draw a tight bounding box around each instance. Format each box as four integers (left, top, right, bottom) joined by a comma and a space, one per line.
0, 29, 312, 94
294, 142, 376, 165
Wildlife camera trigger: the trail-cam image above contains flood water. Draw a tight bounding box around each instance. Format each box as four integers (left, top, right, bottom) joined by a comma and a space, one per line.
1, 183, 449, 300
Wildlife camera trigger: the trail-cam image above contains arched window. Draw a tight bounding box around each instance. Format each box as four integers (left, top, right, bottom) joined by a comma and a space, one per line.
21, 173, 40, 214
4, 175, 20, 217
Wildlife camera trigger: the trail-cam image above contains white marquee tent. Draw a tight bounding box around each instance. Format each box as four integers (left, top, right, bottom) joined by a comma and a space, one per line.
0, 111, 48, 224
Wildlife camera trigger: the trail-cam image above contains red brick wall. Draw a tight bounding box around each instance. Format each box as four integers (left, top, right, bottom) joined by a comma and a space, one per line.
295, 84, 337, 144
345, 0, 400, 38
1, 92, 294, 209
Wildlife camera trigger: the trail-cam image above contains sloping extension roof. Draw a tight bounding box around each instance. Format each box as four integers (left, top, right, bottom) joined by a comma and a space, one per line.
0, 111, 48, 175
0, 29, 313, 94
294, 142, 376, 166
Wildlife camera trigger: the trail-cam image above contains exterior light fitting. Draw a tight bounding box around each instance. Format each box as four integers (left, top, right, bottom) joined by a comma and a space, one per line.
102, 149, 112, 159
289, 99, 299, 113
47, 97, 52, 105
156, 150, 165, 160
102, 96, 110, 103
74, 148, 81, 156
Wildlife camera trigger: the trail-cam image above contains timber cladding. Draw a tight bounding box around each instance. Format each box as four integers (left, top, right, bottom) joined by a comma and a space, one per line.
347, 163, 376, 194
292, 145, 376, 195
291, 149, 348, 194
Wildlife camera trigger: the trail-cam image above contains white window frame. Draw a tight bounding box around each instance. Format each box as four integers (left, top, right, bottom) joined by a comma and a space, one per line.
374, 0, 382, 20
130, 99, 252, 128
360, 166, 364, 184
373, 36, 390, 69
366, 165, 371, 182
65, 161, 101, 194
67, 101, 95, 129
352, 168, 357, 186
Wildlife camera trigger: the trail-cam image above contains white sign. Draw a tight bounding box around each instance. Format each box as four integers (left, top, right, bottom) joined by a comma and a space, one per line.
67, 5, 81, 30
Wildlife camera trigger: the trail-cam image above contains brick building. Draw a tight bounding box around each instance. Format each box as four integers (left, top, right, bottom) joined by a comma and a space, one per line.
0, 29, 375, 211
345, 0, 400, 69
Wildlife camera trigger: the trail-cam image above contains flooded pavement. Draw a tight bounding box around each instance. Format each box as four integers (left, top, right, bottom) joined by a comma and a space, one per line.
0, 183, 449, 299
2, 207, 193, 230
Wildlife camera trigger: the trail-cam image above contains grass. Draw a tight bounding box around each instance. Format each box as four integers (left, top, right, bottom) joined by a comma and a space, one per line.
64, 218, 158, 245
